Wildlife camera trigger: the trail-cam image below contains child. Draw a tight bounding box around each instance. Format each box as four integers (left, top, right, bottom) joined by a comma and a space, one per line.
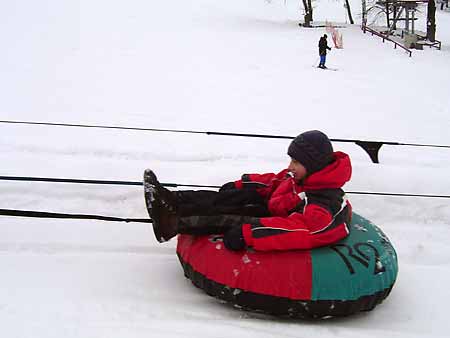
144, 130, 352, 251
318, 34, 332, 69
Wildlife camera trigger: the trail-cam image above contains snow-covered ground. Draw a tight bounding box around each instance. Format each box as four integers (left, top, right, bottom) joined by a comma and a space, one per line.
0, 0, 449, 337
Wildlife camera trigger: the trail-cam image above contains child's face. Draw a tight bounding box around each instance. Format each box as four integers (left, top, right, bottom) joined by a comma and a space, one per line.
288, 158, 308, 182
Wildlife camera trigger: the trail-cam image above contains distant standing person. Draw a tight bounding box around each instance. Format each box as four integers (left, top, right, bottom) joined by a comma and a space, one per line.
318, 34, 331, 69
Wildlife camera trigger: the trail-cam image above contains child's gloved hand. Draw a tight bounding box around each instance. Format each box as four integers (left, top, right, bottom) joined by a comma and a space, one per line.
223, 226, 246, 251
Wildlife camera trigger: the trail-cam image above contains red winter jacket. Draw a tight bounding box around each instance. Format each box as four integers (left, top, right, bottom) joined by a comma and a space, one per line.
234, 151, 352, 251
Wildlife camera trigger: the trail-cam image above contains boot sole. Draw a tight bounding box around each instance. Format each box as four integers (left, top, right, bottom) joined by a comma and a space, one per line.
143, 169, 166, 243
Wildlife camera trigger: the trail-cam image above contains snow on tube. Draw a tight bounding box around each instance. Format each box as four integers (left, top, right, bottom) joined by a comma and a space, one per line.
176, 212, 398, 319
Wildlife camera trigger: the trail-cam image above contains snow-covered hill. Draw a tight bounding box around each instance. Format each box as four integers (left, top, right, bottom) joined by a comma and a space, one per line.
0, 1, 449, 337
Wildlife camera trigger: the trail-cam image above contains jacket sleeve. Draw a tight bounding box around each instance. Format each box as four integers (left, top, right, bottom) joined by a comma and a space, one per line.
267, 192, 300, 217
265, 176, 302, 217
233, 169, 289, 198
242, 204, 349, 251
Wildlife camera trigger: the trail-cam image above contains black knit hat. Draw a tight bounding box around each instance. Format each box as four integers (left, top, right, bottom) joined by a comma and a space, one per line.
287, 130, 334, 174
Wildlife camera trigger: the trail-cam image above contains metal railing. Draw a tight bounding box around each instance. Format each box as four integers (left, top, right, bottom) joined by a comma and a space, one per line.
362, 25, 412, 57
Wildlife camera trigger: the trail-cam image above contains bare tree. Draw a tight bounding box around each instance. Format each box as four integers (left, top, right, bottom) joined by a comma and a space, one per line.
364, 0, 392, 27
301, 0, 313, 26
344, 0, 355, 24
427, 0, 436, 41
299, 0, 354, 26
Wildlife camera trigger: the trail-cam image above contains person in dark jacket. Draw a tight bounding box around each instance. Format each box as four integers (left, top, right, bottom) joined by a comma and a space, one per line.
318, 34, 331, 69
144, 130, 352, 251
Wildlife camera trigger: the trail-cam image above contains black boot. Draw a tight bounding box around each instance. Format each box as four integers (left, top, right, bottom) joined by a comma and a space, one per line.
144, 169, 178, 213
143, 169, 179, 242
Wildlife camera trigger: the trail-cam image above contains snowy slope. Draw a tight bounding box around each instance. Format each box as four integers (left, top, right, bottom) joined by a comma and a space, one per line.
0, 1, 449, 337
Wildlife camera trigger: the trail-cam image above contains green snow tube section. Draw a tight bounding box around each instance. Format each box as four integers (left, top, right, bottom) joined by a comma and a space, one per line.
311, 212, 398, 303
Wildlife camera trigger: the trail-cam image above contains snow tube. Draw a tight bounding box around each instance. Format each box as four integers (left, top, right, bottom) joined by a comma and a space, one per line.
176, 212, 398, 319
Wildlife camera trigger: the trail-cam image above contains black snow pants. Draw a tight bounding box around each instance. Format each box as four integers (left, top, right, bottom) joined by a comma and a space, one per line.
175, 188, 269, 236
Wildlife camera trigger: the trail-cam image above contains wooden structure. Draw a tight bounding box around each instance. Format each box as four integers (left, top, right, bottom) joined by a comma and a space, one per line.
375, 0, 428, 34
363, 0, 441, 52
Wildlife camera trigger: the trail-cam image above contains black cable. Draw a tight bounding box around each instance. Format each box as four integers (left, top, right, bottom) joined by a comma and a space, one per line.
0, 208, 152, 223
1, 119, 448, 149
346, 191, 450, 199
0, 175, 220, 189
0, 120, 205, 135
0, 175, 449, 199
0, 175, 143, 186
